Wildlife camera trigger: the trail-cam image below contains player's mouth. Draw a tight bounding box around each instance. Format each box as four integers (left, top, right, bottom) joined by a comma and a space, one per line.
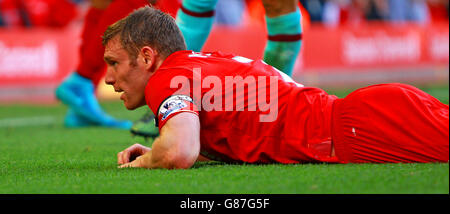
114, 88, 125, 100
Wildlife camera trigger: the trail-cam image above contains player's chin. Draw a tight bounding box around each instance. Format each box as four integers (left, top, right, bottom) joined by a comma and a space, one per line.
122, 98, 138, 110
122, 94, 145, 110
123, 101, 139, 110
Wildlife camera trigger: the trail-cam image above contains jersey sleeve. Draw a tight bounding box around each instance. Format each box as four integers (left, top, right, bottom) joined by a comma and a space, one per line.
145, 68, 199, 130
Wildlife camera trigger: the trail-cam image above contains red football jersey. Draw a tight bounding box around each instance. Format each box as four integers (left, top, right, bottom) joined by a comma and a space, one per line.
145, 51, 339, 163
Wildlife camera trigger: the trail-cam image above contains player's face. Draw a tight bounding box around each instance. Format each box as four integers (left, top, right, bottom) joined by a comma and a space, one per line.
104, 37, 150, 110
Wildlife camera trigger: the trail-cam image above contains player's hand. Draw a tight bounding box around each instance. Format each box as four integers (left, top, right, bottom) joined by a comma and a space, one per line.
117, 143, 151, 165
118, 151, 152, 169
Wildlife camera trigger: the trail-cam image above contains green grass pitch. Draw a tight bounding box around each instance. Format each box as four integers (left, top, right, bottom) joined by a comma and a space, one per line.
0, 84, 448, 194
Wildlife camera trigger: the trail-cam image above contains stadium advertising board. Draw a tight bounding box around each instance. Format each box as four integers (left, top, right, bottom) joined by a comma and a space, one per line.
0, 27, 79, 102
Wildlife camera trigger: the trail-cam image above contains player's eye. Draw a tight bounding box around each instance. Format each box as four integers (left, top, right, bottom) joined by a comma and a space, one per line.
105, 58, 118, 66
107, 61, 118, 67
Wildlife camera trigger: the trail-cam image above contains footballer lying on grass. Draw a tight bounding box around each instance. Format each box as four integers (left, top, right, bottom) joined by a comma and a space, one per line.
103, 6, 449, 169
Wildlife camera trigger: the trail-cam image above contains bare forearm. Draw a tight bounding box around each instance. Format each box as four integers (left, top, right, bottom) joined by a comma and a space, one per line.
145, 136, 198, 169
143, 137, 173, 169
125, 113, 201, 170
138, 149, 173, 169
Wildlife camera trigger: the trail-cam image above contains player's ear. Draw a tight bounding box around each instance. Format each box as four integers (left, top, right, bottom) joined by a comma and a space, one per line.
140, 46, 156, 70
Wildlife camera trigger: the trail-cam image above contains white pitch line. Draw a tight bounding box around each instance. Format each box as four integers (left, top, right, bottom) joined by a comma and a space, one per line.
0, 116, 58, 128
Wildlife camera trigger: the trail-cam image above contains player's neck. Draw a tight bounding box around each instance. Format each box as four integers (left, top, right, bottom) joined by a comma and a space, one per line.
150, 56, 165, 75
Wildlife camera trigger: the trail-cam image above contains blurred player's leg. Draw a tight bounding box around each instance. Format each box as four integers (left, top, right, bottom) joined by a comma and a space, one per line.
78, 5, 106, 63
56, 72, 132, 129
332, 83, 449, 163
262, 0, 302, 76
55, 0, 151, 130
176, 0, 219, 51
56, 0, 132, 129
130, 111, 160, 140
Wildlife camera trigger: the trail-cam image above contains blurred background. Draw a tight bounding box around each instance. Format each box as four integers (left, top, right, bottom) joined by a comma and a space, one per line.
0, 0, 448, 103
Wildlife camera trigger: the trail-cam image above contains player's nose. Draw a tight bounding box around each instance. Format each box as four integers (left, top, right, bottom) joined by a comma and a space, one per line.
105, 68, 115, 85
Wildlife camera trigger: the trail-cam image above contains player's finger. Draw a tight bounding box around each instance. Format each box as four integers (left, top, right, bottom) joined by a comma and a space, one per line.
130, 143, 144, 155
122, 149, 130, 164
118, 163, 130, 168
118, 158, 139, 168
118, 145, 140, 165
117, 151, 123, 165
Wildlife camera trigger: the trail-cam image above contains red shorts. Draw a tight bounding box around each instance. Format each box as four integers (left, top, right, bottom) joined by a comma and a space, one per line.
332, 83, 449, 163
